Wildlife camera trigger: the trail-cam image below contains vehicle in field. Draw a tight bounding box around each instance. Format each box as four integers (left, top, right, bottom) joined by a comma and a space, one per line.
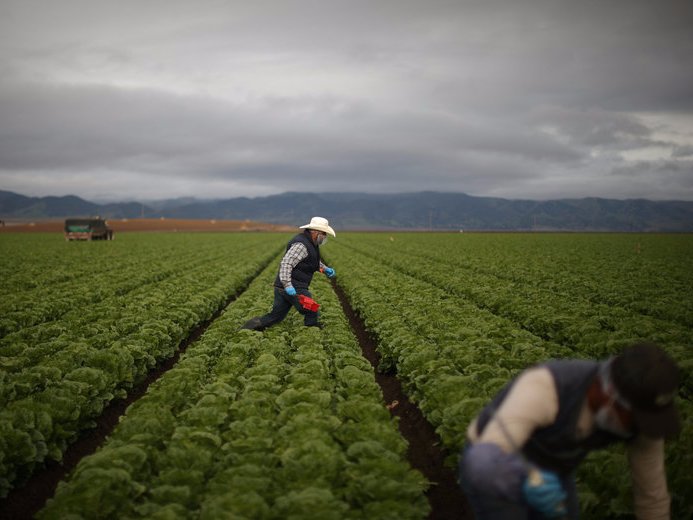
64, 217, 114, 241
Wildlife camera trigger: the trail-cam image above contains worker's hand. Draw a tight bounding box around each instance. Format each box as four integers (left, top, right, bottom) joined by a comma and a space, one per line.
324, 267, 335, 278
285, 286, 297, 296
522, 469, 567, 518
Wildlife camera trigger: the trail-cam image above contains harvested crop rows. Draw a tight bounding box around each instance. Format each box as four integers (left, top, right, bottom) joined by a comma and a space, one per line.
1, 232, 691, 519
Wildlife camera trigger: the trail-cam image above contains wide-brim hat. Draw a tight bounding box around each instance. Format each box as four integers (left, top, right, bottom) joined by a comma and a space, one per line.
300, 216, 335, 237
611, 343, 681, 439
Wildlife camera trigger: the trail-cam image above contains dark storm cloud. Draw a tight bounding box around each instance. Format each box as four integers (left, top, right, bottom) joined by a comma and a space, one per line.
0, 80, 582, 177
610, 159, 693, 199
0, 0, 692, 201
528, 107, 661, 149
672, 145, 693, 158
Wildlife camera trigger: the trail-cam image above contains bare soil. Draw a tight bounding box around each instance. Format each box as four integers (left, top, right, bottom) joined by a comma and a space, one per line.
0, 218, 294, 234
0, 279, 248, 520
332, 282, 472, 520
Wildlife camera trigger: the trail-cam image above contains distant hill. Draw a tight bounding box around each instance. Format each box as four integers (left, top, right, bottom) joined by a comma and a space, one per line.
1, 189, 692, 231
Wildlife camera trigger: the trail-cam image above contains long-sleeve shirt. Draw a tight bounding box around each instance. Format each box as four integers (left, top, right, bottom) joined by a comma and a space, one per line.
466, 367, 671, 520
279, 242, 327, 288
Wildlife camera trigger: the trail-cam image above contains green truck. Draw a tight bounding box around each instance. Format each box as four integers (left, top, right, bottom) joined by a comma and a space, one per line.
64, 218, 114, 241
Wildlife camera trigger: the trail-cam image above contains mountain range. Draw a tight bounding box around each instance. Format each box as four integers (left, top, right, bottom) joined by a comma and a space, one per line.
2, 189, 693, 232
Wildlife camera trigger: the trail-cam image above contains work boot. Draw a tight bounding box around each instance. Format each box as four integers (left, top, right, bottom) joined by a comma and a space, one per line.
305, 322, 324, 330
241, 317, 264, 331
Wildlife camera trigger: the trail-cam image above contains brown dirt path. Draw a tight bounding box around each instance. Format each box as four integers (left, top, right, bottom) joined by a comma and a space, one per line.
0, 268, 258, 520
331, 282, 473, 520
0, 218, 294, 234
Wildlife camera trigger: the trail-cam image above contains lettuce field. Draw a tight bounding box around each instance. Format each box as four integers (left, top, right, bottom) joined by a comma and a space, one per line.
1, 231, 691, 519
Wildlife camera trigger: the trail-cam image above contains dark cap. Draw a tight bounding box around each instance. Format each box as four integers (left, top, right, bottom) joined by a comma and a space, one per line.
611, 342, 681, 439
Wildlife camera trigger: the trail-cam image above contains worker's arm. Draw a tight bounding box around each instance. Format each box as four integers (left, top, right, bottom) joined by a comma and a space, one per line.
279, 243, 308, 288
627, 436, 670, 520
462, 367, 559, 500
472, 367, 559, 450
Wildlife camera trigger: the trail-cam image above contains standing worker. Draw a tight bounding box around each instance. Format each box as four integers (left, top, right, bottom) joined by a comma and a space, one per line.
241, 216, 336, 331
458, 342, 681, 519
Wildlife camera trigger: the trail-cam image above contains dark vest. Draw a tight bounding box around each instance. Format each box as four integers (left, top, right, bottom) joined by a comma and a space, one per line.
476, 360, 632, 475
274, 231, 321, 289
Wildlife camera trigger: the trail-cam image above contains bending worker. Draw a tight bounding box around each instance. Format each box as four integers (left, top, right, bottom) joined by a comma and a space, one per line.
459, 342, 681, 519
242, 216, 336, 331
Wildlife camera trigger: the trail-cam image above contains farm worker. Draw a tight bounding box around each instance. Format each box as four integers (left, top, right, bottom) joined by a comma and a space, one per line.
458, 342, 681, 519
241, 216, 336, 331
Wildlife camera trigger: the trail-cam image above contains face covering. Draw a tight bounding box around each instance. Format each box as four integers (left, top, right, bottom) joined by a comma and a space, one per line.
593, 360, 633, 437
316, 235, 327, 245
593, 404, 632, 437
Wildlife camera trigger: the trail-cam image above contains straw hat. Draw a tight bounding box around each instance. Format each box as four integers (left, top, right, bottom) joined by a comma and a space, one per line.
300, 216, 335, 237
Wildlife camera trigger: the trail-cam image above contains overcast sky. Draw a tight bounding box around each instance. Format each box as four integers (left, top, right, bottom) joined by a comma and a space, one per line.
1, 0, 692, 202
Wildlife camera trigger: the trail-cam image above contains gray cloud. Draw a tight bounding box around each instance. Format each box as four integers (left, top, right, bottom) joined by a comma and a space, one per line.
1, 0, 692, 202
672, 145, 693, 158
528, 107, 660, 150
610, 160, 693, 198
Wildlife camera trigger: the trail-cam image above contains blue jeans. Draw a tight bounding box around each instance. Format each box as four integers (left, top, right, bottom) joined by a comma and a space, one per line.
458, 446, 580, 520
255, 286, 319, 329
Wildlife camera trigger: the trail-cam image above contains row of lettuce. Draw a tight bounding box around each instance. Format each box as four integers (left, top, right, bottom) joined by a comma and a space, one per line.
3, 232, 691, 518
1, 234, 276, 337
323, 232, 692, 520
37, 260, 429, 519
0, 233, 284, 498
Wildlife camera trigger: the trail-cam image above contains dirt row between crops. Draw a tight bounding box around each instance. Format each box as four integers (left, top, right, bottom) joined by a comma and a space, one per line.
0, 261, 272, 520
0, 318, 218, 520
331, 282, 472, 520
0, 218, 295, 234
1, 271, 472, 520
